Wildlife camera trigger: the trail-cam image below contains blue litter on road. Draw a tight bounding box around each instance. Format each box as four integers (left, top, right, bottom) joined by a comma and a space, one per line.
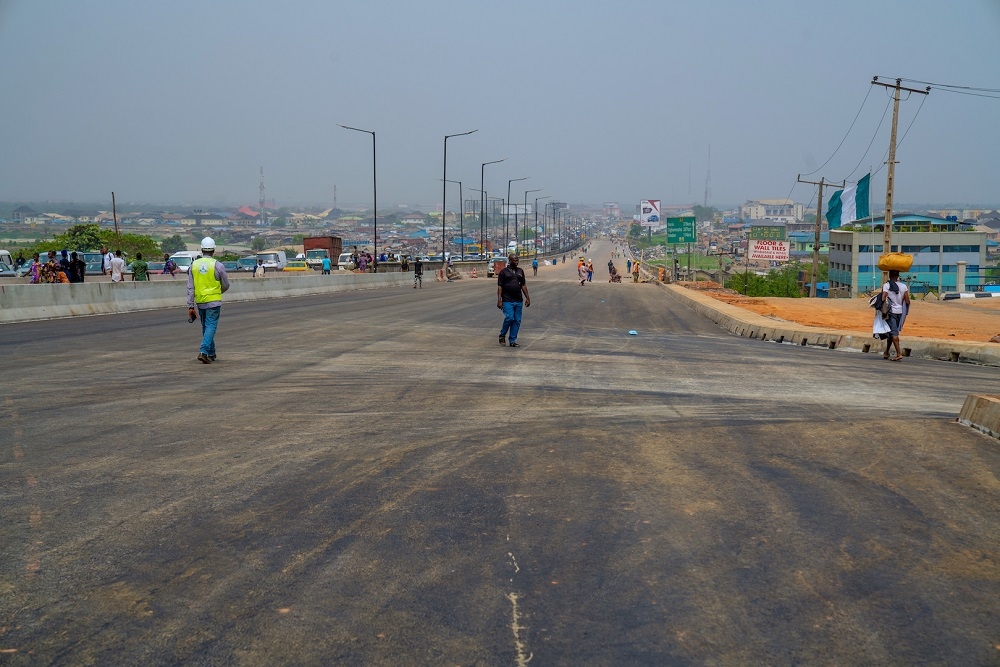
628, 330, 638, 336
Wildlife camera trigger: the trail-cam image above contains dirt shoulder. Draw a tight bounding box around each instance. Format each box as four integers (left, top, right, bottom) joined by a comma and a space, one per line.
678, 281, 1000, 343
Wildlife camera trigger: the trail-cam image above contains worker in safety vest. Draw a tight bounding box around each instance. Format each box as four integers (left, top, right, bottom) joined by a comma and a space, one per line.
186, 237, 230, 364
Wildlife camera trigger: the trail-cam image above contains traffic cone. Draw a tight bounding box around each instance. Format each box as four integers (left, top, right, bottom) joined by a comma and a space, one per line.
471, 267, 477, 278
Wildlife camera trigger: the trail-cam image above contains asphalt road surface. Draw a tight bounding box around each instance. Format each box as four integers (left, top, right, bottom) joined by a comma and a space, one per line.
3, 241, 999, 665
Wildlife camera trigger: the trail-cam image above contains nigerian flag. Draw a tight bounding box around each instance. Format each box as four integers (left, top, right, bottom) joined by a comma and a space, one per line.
826, 173, 870, 229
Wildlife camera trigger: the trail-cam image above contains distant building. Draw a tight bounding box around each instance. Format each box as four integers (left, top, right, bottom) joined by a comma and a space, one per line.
740, 199, 803, 223
11, 205, 36, 222
828, 215, 987, 294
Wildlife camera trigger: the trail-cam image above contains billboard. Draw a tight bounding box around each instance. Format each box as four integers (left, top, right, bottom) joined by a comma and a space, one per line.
748, 239, 791, 261
750, 225, 787, 240
639, 199, 660, 227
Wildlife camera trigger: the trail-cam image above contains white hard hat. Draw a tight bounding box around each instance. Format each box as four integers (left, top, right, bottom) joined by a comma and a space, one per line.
200, 237, 216, 251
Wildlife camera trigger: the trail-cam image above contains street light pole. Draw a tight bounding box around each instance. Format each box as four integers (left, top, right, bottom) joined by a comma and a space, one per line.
443, 130, 477, 261
534, 195, 550, 260
443, 179, 463, 259
480, 158, 505, 257
338, 124, 377, 271
522, 188, 541, 252
506, 177, 528, 251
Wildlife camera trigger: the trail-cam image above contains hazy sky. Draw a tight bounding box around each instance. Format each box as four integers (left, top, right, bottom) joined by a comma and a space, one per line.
2, 0, 998, 211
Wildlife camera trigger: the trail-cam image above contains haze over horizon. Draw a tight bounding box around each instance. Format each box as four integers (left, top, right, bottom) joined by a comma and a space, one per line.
2, 0, 998, 211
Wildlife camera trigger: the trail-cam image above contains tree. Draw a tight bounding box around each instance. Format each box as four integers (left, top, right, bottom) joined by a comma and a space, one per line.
54, 224, 102, 251
627, 223, 642, 238
251, 236, 267, 251
292, 233, 305, 244
271, 217, 287, 228
161, 234, 187, 254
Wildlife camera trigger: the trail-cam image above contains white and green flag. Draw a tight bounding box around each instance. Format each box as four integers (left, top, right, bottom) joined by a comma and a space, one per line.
826, 173, 870, 229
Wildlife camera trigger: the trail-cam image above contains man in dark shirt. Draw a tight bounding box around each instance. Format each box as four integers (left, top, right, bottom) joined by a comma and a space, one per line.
413, 257, 423, 288
67, 252, 87, 283
497, 253, 530, 348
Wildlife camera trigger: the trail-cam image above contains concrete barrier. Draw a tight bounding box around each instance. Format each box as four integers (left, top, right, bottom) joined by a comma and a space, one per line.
661, 283, 1000, 367
958, 394, 1000, 439
0, 272, 410, 324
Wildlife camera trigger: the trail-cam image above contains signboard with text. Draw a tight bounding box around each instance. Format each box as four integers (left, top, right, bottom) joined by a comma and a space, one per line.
667, 216, 696, 244
749, 239, 791, 261
750, 225, 787, 240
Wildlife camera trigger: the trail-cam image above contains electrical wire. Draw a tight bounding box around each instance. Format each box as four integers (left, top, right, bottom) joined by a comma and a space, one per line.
843, 96, 892, 182
872, 93, 927, 178
800, 85, 874, 177
896, 77, 1000, 93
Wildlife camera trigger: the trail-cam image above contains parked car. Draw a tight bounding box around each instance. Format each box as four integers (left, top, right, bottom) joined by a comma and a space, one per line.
283, 260, 308, 271
221, 261, 239, 272
146, 262, 165, 274
0, 262, 16, 277
15, 259, 38, 277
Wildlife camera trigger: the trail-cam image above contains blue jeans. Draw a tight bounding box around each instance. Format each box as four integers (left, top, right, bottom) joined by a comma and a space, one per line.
198, 306, 220, 357
500, 301, 523, 342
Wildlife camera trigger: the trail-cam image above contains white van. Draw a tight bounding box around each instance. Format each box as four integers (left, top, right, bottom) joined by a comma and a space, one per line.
256, 250, 287, 271
0, 250, 13, 266
169, 251, 202, 273
337, 252, 355, 270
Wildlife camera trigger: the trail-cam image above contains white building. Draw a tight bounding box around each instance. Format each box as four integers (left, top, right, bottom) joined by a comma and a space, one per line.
740, 199, 803, 223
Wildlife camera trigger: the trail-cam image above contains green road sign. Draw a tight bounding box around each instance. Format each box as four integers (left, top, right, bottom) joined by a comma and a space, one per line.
667, 216, 696, 244
750, 225, 786, 240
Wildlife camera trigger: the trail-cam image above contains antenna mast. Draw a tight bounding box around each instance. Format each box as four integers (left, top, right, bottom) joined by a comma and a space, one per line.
703, 144, 711, 208
259, 167, 267, 226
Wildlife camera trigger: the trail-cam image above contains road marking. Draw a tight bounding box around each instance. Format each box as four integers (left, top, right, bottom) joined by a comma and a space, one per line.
507, 592, 533, 666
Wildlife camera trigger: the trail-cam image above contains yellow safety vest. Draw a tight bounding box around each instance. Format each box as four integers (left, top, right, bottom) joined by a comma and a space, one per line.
192, 257, 222, 304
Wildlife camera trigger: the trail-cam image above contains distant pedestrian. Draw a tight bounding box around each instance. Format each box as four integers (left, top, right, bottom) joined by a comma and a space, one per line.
626, 258, 632, 274
110, 250, 126, 283
41, 251, 58, 283
608, 258, 615, 276
187, 237, 230, 364
413, 257, 423, 288
27, 252, 41, 283
882, 269, 910, 362
531, 257, 538, 276
14, 251, 25, 269
59, 249, 71, 275
253, 259, 266, 278
131, 252, 149, 281
578, 261, 588, 286
631, 260, 640, 283
497, 253, 530, 347
586, 259, 594, 282
162, 254, 177, 276
401, 256, 410, 272
102, 246, 113, 276
321, 256, 331, 274
358, 253, 368, 272
67, 252, 86, 283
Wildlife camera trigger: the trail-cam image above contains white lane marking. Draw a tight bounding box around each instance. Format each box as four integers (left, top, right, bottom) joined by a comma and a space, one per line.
507, 592, 533, 666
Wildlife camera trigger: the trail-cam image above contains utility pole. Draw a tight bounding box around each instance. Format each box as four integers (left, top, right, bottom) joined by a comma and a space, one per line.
797, 175, 844, 297
871, 76, 929, 281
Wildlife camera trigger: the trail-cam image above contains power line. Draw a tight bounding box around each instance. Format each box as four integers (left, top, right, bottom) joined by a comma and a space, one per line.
872, 93, 927, 178
894, 77, 1000, 93
801, 85, 874, 177
844, 96, 892, 181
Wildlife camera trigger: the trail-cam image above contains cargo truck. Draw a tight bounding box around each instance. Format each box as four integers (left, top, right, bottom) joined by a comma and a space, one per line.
302, 236, 343, 270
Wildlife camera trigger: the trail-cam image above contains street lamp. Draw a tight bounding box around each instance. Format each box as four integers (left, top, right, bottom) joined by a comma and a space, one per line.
506, 177, 528, 251
534, 195, 551, 259
522, 188, 542, 251
442, 179, 464, 259
443, 130, 477, 261
338, 123, 377, 271
480, 159, 505, 257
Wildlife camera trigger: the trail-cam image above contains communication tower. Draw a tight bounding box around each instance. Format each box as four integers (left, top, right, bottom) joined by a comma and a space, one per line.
259, 166, 267, 226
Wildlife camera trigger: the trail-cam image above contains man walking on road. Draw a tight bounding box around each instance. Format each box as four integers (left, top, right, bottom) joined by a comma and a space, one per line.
110, 250, 127, 283
497, 253, 530, 348
531, 257, 538, 276
413, 256, 423, 289
186, 237, 230, 364
882, 269, 910, 362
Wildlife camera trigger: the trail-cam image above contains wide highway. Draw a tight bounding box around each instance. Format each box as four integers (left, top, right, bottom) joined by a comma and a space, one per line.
2, 240, 998, 665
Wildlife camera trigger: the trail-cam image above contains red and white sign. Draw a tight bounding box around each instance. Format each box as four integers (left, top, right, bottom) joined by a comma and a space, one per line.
749, 239, 790, 261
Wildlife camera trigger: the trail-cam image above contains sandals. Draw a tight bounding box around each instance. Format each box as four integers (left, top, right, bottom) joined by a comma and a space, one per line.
890, 356, 903, 362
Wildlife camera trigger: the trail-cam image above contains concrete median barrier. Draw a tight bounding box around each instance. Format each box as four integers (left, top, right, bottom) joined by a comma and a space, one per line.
0, 272, 410, 324
662, 283, 1000, 367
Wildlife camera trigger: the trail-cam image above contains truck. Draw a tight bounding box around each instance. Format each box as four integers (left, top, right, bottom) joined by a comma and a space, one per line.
302, 236, 343, 271
256, 250, 287, 271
